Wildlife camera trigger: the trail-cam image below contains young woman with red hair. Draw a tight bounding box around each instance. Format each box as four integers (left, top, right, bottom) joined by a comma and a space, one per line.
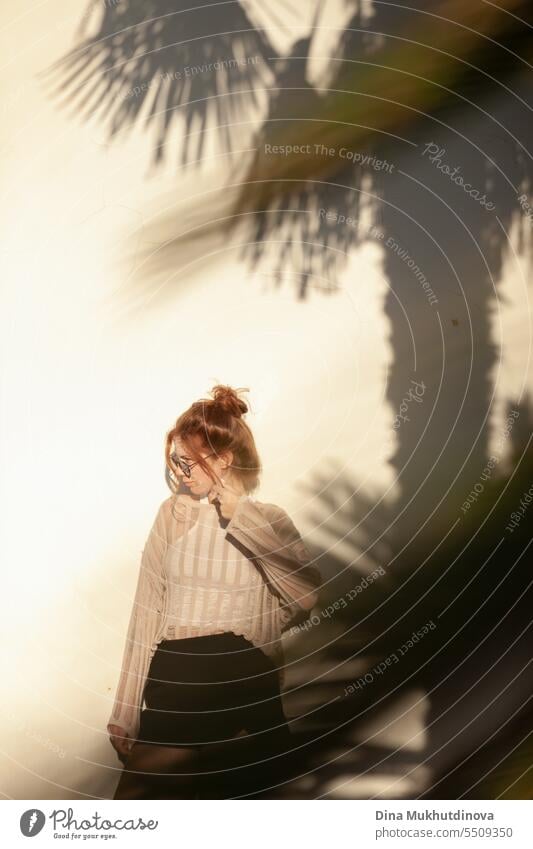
107, 384, 321, 799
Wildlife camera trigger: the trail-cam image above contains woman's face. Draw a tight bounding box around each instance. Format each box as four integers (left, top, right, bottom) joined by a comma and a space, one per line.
172, 435, 230, 499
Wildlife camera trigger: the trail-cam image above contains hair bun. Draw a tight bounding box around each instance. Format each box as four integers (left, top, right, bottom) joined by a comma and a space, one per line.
211, 384, 248, 418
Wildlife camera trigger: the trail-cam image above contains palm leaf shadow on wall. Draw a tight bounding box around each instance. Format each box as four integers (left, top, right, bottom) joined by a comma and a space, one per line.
42, 0, 533, 799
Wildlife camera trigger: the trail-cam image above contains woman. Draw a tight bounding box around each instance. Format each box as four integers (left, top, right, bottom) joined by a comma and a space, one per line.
108, 384, 321, 799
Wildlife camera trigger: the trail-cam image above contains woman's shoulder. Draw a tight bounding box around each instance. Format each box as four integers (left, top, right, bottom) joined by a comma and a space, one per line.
155, 493, 191, 527
236, 494, 290, 523
159, 492, 290, 526
247, 498, 306, 539
246, 492, 287, 512
158, 494, 178, 514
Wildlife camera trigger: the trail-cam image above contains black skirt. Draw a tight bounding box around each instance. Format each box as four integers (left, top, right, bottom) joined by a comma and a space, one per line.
137, 632, 292, 750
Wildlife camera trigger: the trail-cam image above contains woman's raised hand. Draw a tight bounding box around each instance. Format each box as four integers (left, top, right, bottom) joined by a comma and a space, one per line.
208, 475, 246, 520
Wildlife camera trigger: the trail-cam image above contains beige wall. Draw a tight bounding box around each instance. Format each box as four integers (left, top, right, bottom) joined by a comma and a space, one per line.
0, 1, 529, 799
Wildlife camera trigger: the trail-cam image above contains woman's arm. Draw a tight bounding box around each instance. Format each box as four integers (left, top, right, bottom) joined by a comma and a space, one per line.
225, 497, 321, 619
106, 498, 169, 742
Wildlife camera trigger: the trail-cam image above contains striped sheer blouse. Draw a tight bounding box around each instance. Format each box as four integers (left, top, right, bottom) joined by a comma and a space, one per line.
107, 492, 321, 740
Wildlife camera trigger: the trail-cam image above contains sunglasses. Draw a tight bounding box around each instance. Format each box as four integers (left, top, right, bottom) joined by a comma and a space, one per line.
169, 450, 216, 478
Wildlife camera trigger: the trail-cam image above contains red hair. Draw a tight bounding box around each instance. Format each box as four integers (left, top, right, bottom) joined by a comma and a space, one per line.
165, 384, 261, 494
